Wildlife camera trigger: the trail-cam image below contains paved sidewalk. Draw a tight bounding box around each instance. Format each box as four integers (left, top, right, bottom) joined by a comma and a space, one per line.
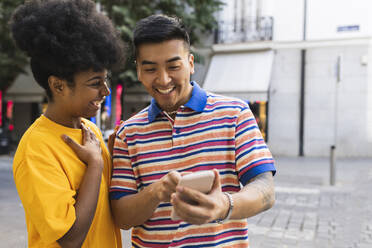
0, 155, 27, 248
0, 155, 371, 248
248, 157, 372, 248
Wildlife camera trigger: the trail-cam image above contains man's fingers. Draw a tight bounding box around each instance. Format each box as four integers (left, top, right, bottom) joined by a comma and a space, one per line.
171, 193, 210, 223
108, 133, 116, 156
114, 123, 122, 132
168, 170, 181, 185
176, 186, 213, 207
156, 171, 182, 202
109, 132, 116, 140
210, 169, 221, 192
61, 134, 82, 152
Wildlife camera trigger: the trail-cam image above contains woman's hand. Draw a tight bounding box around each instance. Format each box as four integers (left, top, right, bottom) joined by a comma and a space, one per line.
62, 123, 103, 167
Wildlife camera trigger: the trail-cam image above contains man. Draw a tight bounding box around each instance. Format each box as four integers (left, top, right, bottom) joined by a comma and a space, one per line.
110, 14, 276, 247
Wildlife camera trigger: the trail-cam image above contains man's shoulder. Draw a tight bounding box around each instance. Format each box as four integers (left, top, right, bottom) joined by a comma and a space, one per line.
205, 92, 248, 110
116, 107, 151, 137
124, 106, 150, 125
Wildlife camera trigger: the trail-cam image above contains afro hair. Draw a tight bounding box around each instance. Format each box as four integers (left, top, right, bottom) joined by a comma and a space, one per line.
10, 0, 125, 99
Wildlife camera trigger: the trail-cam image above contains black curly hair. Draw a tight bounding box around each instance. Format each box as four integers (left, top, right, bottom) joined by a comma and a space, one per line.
9, 0, 125, 100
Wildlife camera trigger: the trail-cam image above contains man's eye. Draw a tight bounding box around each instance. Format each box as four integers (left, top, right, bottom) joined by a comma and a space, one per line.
169, 66, 180, 70
144, 68, 156, 72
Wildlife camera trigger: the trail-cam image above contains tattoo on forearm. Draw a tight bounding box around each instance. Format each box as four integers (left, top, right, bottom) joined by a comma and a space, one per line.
248, 172, 274, 211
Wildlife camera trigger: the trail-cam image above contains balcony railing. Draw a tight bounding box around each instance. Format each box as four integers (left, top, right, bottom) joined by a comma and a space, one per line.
214, 16, 274, 44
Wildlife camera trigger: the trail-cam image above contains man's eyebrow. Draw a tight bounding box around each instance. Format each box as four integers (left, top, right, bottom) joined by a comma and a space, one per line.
141, 60, 156, 65
141, 56, 182, 65
166, 56, 182, 63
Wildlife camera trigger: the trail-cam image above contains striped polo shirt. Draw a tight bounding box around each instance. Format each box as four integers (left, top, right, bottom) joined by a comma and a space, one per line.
110, 81, 276, 248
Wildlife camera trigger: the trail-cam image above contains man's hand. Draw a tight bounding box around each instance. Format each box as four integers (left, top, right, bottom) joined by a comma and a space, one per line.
153, 171, 182, 202
170, 169, 229, 225
107, 132, 116, 157
62, 123, 103, 167
108, 121, 123, 157
111, 170, 184, 229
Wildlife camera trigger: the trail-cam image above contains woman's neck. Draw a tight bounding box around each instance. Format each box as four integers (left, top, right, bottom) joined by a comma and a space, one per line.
44, 104, 81, 129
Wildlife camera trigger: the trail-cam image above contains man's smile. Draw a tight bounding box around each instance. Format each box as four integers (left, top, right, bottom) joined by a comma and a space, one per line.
156, 86, 176, 95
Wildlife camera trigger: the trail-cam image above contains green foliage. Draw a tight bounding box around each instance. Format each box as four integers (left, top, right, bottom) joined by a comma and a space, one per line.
0, 0, 28, 92
0, 0, 223, 92
99, 0, 224, 87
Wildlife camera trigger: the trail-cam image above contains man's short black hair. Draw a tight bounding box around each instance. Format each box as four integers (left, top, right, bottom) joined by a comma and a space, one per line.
133, 14, 190, 58
10, 0, 125, 100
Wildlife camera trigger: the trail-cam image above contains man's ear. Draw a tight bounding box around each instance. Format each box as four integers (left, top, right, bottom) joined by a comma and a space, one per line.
189, 53, 195, 75
135, 60, 142, 82
48, 76, 65, 96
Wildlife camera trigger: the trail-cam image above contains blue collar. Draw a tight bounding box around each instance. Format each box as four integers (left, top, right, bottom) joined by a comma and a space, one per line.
148, 81, 207, 122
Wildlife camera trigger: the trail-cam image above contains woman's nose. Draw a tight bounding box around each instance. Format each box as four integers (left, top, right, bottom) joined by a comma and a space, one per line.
102, 83, 111, 96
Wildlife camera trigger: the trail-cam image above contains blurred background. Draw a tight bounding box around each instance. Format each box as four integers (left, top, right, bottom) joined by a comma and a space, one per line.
1, 0, 372, 158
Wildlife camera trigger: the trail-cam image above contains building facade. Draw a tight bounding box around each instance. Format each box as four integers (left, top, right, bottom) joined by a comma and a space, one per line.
7, 0, 372, 157
200, 0, 372, 157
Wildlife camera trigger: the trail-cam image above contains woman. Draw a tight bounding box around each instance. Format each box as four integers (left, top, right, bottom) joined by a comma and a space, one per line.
10, 0, 125, 247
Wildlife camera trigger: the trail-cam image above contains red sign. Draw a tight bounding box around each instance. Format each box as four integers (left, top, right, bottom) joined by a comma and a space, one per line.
0, 91, 2, 127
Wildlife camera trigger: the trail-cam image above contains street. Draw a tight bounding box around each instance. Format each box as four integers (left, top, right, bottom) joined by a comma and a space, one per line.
0, 156, 27, 248
0, 155, 372, 247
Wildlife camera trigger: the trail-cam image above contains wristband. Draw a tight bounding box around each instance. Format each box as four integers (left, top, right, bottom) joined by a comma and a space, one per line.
217, 192, 234, 224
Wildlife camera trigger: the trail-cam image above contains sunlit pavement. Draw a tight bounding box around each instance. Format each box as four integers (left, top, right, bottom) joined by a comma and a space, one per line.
248, 157, 372, 248
1, 155, 371, 248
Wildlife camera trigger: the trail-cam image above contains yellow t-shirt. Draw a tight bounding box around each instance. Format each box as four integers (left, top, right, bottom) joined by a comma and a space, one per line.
13, 115, 122, 248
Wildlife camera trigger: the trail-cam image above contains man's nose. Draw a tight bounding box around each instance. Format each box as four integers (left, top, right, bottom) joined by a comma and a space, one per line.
157, 69, 171, 85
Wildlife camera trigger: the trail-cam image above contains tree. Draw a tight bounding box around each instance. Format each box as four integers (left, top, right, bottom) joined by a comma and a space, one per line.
0, 0, 28, 92
99, 0, 224, 87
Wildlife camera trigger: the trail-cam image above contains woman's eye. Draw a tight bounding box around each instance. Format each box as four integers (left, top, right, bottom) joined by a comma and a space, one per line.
91, 81, 101, 86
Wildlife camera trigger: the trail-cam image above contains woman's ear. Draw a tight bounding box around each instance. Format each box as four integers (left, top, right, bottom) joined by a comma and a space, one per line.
48, 76, 65, 96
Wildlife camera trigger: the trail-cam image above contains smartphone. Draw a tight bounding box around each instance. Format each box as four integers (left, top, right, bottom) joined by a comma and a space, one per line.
171, 170, 215, 221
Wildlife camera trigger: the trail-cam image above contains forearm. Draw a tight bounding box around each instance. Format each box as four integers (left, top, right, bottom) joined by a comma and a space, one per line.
58, 162, 103, 247
111, 183, 161, 229
229, 172, 275, 220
